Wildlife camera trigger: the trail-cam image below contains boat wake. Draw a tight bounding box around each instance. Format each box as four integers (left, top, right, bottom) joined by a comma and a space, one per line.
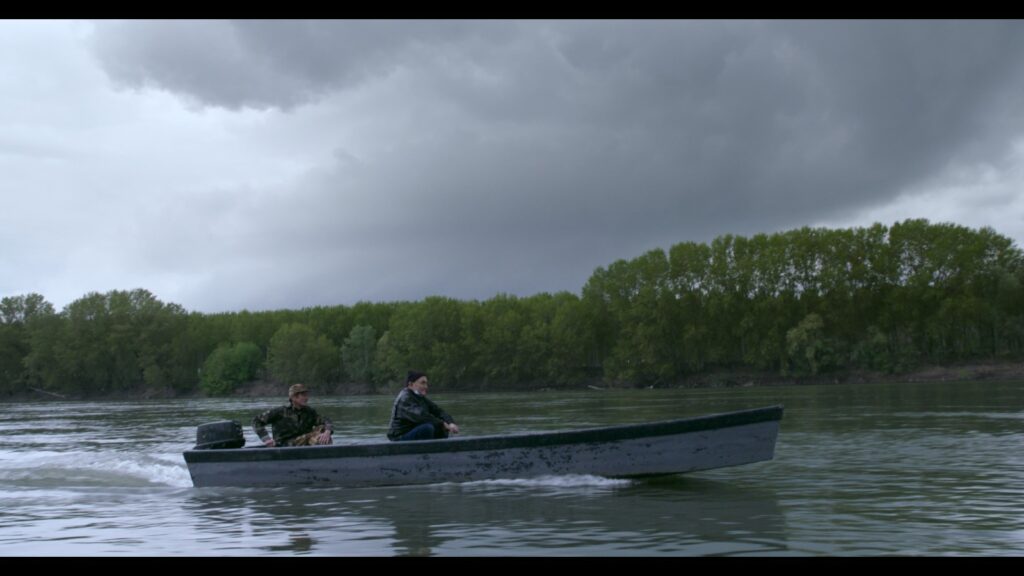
457, 474, 633, 489
0, 449, 193, 489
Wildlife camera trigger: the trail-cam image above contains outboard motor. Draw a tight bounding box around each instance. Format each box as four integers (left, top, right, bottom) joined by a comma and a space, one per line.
194, 420, 245, 450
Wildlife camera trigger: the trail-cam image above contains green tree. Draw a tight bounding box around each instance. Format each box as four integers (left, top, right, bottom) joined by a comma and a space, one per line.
0, 294, 57, 396
267, 323, 338, 385
342, 324, 377, 383
200, 341, 263, 396
374, 330, 401, 385
19, 290, 188, 396
542, 292, 595, 385
786, 313, 833, 376
384, 297, 468, 389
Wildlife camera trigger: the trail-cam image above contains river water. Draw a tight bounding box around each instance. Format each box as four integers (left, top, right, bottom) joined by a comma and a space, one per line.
0, 380, 1021, 556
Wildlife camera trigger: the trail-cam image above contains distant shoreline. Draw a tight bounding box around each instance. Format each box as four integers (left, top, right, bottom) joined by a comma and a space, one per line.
10, 360, 1024, 403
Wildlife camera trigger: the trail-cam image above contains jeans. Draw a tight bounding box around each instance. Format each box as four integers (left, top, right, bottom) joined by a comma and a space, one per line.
398, 422, 443, 441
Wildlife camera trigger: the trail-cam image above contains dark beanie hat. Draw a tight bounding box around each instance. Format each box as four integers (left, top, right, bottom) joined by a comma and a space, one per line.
406, 370, 426, 384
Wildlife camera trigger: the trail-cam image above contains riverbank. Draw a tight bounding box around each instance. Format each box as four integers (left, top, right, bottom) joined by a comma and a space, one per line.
12, 360, 1024, 402
660, 361, 1024, 390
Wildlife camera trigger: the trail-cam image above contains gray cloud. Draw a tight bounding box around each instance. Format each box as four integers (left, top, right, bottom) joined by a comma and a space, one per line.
11, 20, 1022, 312
91, 20, 505, 111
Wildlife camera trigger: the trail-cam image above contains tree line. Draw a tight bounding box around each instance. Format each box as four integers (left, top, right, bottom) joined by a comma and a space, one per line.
2, 219, 1022, 398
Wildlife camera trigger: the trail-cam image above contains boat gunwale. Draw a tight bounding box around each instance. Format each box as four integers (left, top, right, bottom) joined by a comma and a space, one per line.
183, 405, 783, 464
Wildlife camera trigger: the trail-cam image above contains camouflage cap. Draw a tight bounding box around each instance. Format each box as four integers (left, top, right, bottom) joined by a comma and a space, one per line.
288, 383, 309, 397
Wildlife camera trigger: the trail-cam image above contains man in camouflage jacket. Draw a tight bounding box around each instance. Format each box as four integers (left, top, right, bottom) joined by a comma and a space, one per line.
252, 383, 333, 447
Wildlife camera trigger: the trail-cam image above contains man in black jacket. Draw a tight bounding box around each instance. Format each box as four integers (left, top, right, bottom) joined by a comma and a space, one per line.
387, 371, 460, 441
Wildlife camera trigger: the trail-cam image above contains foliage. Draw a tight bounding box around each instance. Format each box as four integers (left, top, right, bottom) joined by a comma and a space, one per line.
4, 220, 1024, 397
267, 323, 339, 386
341, 324, 377, 383
200, 342, 263, 396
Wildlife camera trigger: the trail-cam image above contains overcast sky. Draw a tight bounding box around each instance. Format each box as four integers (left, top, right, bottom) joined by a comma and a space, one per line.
3, 20, 1024, 313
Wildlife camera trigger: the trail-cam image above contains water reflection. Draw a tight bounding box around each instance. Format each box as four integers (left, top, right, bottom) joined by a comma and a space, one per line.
182, 475, 785, 556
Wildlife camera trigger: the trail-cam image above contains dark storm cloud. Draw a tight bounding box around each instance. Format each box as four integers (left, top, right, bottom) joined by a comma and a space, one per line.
88, 20, 1024, 311
91, 20, 506, 111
